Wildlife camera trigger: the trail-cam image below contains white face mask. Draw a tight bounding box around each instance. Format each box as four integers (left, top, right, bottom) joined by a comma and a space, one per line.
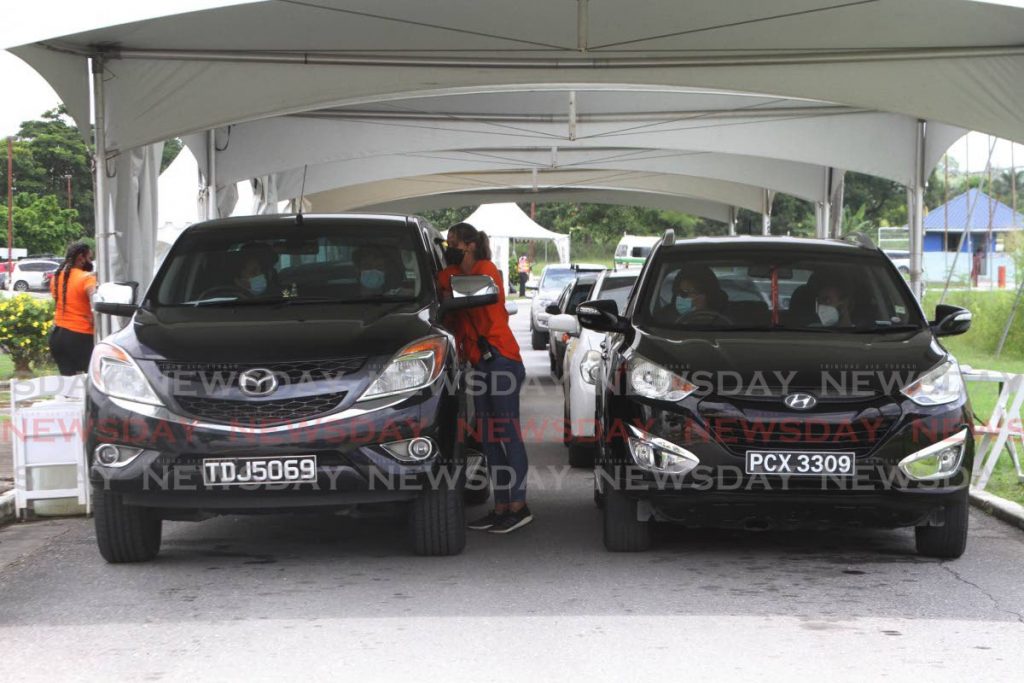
816, 303, 840, 326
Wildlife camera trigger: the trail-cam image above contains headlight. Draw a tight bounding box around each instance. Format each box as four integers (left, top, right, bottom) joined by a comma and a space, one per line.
580, 350, 602, 385
89, 343, 163, 405
628, 356, 696, 402
627, 425, 700, 475
358, 336, 447, 402
899, 429, 967, 481
901, 359, 964, 406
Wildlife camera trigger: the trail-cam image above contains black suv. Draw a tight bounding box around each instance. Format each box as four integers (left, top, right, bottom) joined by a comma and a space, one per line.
579, 235, 974, 558
88, 214, 496, 561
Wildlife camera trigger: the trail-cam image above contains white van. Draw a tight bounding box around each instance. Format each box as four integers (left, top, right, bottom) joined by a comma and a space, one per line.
613, 235, 659, 269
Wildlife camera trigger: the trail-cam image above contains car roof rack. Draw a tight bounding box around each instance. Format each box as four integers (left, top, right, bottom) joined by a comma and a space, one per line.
662, 229, 675, 246
843, 232, 878, 250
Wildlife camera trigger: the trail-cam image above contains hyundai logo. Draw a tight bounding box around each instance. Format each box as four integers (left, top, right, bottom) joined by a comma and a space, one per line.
239, 368, 279, 397
783, 392, 817, 410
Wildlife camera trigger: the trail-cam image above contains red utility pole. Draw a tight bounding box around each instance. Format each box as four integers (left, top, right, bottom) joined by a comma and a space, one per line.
6, 137, 13, 276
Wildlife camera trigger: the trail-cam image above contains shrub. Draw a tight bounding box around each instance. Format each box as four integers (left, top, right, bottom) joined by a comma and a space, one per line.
0, 295, 56, 374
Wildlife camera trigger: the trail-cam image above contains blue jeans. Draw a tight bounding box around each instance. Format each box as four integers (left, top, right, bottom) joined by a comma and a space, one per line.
471, 352, 528, 505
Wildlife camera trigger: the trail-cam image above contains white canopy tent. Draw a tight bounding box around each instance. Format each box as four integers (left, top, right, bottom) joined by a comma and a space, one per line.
462, 203, 570, 290
4, 0, 1024, 308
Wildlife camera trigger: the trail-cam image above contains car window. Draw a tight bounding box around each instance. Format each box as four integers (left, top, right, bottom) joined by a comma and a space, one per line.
567, 283, 595, 314
637, 248, 925, 332
153, 222, 426, 306
540, 267, 575, 292
596, 275, 638, 314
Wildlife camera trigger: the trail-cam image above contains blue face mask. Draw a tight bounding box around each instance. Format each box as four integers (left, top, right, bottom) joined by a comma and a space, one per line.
248, 274, 267, 295
361, 269, 386, 290
674, 296, 694, 315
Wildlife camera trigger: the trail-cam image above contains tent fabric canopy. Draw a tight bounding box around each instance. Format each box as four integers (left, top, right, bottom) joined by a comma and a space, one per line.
5, 1, 1024, 296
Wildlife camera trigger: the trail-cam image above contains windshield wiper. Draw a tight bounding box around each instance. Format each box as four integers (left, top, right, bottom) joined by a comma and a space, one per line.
852, 324, 923, 334
276, 296, 418, 305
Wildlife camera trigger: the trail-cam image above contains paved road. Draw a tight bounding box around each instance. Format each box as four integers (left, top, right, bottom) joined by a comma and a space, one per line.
1, 309, 1023, 681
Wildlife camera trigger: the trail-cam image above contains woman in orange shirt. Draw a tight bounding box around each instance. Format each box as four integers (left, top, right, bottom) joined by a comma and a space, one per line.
441, 222, 532, 534
48, 241, 97, 375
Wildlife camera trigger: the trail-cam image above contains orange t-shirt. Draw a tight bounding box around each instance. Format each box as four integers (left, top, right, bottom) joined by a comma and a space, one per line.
438, 260, 522, 365
51, 268, 97, 335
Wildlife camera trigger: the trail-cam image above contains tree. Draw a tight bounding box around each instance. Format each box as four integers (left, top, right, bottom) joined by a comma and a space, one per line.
161, 138, 183, 173
0, 193, 84, 255
2, 106, 94, 235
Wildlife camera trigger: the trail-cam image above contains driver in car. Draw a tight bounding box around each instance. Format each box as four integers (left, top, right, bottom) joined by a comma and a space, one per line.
658, 264, 726, 322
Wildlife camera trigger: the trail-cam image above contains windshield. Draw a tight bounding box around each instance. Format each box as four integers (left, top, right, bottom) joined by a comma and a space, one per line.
596, 275, 638, 314
636, 248, 924, 332
539, 267, 575, 293
152, 222, 427, 306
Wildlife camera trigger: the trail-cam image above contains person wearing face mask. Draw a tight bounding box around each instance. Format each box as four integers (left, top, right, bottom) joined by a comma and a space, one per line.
231, 244, 279, 297
353, 245, 400, 295
48, 240, 97, 376
657, 265, 724, 322
438, 222, 532, 534
814, 282, 853, 327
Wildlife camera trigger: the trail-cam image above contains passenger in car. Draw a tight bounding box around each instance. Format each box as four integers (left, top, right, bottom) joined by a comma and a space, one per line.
233, 244, 280, 296
353, 245, 405, 296
813, 276, 853, 327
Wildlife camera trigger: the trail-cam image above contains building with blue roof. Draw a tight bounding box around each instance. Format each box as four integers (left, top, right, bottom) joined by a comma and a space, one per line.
917, 189, 1024, 284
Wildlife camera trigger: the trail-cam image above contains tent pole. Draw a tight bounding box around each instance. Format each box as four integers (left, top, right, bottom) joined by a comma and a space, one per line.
909, 120, 926, 301
91, 55, 111, 338
761, 189, 772, 236
728, 206, 737, 236
207, 129, 217, 220
819, 168, 831, 239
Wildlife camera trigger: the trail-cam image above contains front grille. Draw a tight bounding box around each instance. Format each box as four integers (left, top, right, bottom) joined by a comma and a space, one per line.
156, 358, 365, 387
176, 392, 347, 426
699, 400, 900, 457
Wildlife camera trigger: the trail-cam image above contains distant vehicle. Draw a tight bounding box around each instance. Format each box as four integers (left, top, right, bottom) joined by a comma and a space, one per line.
528, 263, 604, 350
613, 235, 659, 270
6, 258, 60, 292
548, 269, 639, 467
545, 272, 599, 379
884, 249, 911, 276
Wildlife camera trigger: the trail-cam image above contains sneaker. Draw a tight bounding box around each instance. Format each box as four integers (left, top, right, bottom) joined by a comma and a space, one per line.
487, 506, 533, 534
467, 510, 504, 531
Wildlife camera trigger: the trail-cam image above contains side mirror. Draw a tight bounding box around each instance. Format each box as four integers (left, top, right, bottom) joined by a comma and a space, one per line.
576, 299, 629, 333
441, 274, 499, 314
548, 313, 580, 337
931, 304, 972, 337
93, 282, 138, 317
545, 303, 561, 316
505, 301, 519, 315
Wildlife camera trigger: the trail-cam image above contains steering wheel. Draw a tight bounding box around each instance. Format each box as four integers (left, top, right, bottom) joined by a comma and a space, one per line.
196, 285, 250, 300
680, 309, 733, 326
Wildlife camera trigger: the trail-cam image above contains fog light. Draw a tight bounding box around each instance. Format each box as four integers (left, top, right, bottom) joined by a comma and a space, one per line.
408, 437, 433, 460
899, 429, 968, 481
381, 438, 438, 463
93, 444, 144, 468
626, 425, 699, 475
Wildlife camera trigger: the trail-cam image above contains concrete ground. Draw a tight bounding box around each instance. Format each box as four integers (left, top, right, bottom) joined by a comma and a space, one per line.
1, 311, 1023, 681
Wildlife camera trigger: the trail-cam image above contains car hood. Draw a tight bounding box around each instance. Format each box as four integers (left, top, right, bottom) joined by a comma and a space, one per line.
631, 326, 947, 399
117, 302, 435, 363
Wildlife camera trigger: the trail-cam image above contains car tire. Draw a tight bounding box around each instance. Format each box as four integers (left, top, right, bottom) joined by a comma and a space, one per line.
93, 487, 163, 563
602, 488, 651, 552
13, 280, 29, 292
462, 458, 491, 507
914, 490, 969, 559
531, 328, 547, 350
409, 485, 466, 556
568, 440, 595, 468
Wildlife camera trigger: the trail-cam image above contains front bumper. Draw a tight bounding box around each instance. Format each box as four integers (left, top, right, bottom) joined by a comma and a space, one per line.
86, 381, 461, 511
598, 395, 974, 529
